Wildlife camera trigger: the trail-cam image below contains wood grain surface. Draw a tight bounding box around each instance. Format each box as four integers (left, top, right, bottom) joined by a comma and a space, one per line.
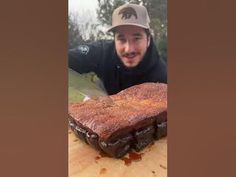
69, 129, 167, 177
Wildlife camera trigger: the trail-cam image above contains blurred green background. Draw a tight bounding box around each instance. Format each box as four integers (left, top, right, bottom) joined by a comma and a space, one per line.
68, 69, 107, 103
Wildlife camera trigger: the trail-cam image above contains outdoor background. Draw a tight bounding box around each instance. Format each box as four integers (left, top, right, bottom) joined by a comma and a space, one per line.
68, 0, 167, 63
1, 1, 236, 177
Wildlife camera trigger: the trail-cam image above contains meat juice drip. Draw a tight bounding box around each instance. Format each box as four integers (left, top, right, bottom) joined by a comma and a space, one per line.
94, 151, 110, 162
95, 151, 143, 166
99, 151, 109, 157
95, 156, 101, 160
122, 151, 144, 166
129, 151, 143, 160
100, 168, 107, 174
121, 157, 132, 166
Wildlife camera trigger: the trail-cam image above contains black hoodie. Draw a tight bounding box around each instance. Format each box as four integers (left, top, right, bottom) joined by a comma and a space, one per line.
69, 38, 167, 95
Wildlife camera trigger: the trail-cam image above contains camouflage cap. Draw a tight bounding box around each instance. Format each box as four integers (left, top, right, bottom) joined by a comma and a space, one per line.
107, 3, 150, 32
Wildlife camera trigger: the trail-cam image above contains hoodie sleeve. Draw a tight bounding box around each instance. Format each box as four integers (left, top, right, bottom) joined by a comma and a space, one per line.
68, 41, 103, 74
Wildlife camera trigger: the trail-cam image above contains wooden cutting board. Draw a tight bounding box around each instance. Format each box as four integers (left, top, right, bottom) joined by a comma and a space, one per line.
69, 129, 167, 177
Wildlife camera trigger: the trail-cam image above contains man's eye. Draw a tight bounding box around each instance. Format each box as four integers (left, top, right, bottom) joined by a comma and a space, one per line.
134, 37, 142, 41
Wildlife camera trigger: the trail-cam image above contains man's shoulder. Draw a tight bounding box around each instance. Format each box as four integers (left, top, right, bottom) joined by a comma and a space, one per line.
88, 39, 113, 47
94, 40, 114, 50
69, 40, 115, 58
77, 40, 113, 53
94, 40, 115, 55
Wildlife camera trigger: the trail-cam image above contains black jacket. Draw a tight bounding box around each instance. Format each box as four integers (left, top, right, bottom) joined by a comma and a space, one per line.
69, 38, 167, 95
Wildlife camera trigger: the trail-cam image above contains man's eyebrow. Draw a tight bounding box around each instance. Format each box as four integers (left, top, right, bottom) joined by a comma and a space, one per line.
116, 33, 125, 38
133, 33, 143, 37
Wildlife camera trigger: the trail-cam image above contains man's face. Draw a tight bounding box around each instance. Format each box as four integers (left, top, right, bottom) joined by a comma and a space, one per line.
114, 25, 150, 68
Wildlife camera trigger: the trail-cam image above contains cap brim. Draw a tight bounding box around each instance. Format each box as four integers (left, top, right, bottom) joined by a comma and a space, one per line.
107, 23, 149, 33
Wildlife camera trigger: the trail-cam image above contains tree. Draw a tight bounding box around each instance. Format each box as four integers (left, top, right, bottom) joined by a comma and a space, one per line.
68, 13, 83, 49
68, 11, 104, 49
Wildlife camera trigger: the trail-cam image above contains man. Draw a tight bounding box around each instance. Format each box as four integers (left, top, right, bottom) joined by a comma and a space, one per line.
69, 3, 167, 95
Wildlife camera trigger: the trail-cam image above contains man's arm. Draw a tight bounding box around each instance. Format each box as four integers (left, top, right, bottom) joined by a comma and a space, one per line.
68, 41, 103, 74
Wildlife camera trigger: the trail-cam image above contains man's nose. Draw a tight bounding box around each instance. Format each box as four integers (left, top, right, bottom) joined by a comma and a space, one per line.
124, 41, 135, 53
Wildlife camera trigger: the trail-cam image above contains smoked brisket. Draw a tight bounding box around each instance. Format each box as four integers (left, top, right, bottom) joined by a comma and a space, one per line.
68, 82, 167, 158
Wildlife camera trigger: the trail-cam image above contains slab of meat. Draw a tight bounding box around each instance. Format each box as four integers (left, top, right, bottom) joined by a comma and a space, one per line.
68, 82, 167, 158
